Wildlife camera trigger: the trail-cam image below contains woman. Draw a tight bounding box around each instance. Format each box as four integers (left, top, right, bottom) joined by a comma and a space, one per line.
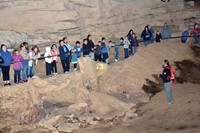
28, 45, 40, 78
87, 35, 94, 60
141, 26, 152, 46
127, 29, 134, 55
20, 43, 29, 82
0, 44, 12, 86
50, 44, 59, 76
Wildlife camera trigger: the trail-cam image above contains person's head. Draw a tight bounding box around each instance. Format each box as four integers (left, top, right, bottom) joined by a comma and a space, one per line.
125, 36, 128, 40
156, 31, 160, 34
13, 49, 19, 55
83, 39, 88, 44
76, 41, 80, 46
32, 45, 40, 53
147, 25, 151, 28
87, 34, 92, 41
120, 37, 124, 42
101, 37, 106, 43
22, 42, 28, 48
51, 44, 57, 50
164, 22, 168, 27
132, 33, 136, 37
20, 43, 26, 51
145, 26, 149, 31
163, 59, 170, 68
63, 37, 67, 43
98, 41, 101, 45
194, 23, 198, 29
128, 29, 133, 35
109, 41, 113, 45
59, 40, 64, 46
1, 44, 7, 52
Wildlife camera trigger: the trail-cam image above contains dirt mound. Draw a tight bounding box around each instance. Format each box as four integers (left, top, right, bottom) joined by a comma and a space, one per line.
0, 41, 195, 132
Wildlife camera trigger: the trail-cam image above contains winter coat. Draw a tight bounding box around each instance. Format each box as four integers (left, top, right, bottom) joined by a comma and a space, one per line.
12, 54, 23, 70
44, 47, 52, 64
160, 67, 171, 83
161, 26, 172, 39
74, 45, 82, 58
123, 39, 130, 49
82, 43, 90, 56
141, 30, 152, 41
156, 33, 162, 42
59, 45, 69, 60
51, 49, 59, 62
88, 40, 95, 52
0, 50, 12, 66
132, 36, 139, 47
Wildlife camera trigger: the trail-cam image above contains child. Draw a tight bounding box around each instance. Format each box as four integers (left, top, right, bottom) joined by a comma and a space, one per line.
51, 44, 59, 76
156, 31, 162, 42
123, 36, 130, 59
82, 39, 90, 57
71, 41, 82, 71
101, 37, 109, 64
94, 41, 102, 62
44, 47, 52, 77
12, 49, 24, 84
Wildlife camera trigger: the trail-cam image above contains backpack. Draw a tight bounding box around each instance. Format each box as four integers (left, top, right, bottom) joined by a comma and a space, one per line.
170, 67, 176, 83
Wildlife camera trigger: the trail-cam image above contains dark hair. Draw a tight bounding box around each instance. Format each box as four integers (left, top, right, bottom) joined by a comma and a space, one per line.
83, 39, 87, 42
101, 37, 106, 41
20, 43, 25, 50
98, 41, 101, 43
109, 41, 112, 43
59, 40, 63, 44
87, 34, 92, 40
144, 25, 150, 31
164, 59, 170, 67
13, 49, 18, 54
31, 45, 40, 53
76, 41, 80, 44
63, 37, 67, 40
127, 29, 133, 36
51, 44, 57, 49
1, 44, 6, 50
22, 42, 28, 46
194, 23, 198, 27
120, 37, 124, 40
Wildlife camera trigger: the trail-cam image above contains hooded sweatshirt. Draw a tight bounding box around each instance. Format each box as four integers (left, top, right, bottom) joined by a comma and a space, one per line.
44, 47, 52, 64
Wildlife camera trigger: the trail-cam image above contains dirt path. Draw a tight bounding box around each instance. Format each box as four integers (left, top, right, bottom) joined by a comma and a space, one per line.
76, 83, 200, 133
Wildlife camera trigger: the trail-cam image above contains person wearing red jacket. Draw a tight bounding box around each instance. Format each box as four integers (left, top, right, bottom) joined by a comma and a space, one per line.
51, 44, 60, 76
190, 23, 200, 45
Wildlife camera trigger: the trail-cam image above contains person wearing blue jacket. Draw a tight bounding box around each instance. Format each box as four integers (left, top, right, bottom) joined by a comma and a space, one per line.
101, 37, 109, 64
0, 44, 12, 86
59, 40, 70, 74
141, 26, 152, 46
181, 29, 189, 43
148, 25, 155, 44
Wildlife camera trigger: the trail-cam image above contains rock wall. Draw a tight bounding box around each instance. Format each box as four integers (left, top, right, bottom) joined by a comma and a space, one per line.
0, 0, 199, 48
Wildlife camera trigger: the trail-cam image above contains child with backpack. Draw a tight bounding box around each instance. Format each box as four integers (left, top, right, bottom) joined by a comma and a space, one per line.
94, 41, 102, 62
71, 41, 82, 71
12, 49, 24, 84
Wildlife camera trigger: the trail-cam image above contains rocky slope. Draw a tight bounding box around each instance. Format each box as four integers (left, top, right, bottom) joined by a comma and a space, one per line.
0, 40, 195, 133
0, 0, 200, 48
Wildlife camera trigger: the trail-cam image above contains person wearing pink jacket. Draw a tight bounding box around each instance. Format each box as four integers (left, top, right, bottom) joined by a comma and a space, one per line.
12, 49, 24, 83
51, 44, 60, 76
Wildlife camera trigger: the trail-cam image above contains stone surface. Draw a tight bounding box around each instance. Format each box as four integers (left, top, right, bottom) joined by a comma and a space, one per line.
0, 0, 199, 48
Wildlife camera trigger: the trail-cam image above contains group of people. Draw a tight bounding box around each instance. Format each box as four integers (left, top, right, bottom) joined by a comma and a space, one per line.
0, 22, 199, 88
0, 42, 40, 86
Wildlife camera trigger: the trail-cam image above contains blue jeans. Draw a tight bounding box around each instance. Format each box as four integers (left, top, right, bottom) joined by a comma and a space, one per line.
132, 47, 138, 55
164, 82, 174, 103
124, 48, 129, 59
144, 40, 151, 46
115, 47, 119, 60
28, 64, 34, 78
14, 70, 21, 83
22, 60, 29, 80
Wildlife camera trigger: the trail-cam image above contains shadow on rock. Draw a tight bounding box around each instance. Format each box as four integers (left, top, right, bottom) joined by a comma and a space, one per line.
142, 74, 164, 97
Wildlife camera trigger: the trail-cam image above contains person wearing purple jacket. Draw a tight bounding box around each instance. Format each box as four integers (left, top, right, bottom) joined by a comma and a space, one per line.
132, 33, 139, 55
12, 49, 24, 84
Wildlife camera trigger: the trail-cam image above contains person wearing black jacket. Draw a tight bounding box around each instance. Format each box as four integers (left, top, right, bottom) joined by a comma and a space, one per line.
141, 26, 152, 46
87, 35, 95, 60
159, 60, 174, 105
82, 39, 90, 57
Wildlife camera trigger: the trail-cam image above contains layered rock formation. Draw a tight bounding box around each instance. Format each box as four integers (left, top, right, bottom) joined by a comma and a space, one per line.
0, 0, 199, 48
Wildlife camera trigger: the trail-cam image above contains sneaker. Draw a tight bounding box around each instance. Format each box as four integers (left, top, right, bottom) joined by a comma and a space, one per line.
115, 59, 118, 62
4, 83, 8, 87
168, 102, 173, 105
7, 83, 11, 86
74, 68, 77, 71
19, 80, 23, 83
23, 79, 28, 82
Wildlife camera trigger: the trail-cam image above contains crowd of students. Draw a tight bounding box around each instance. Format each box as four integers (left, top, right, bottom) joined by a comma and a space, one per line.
0, 22, 199, 87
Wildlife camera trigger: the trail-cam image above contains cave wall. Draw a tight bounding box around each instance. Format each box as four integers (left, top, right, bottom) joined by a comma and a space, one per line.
0, 0, 199, 48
